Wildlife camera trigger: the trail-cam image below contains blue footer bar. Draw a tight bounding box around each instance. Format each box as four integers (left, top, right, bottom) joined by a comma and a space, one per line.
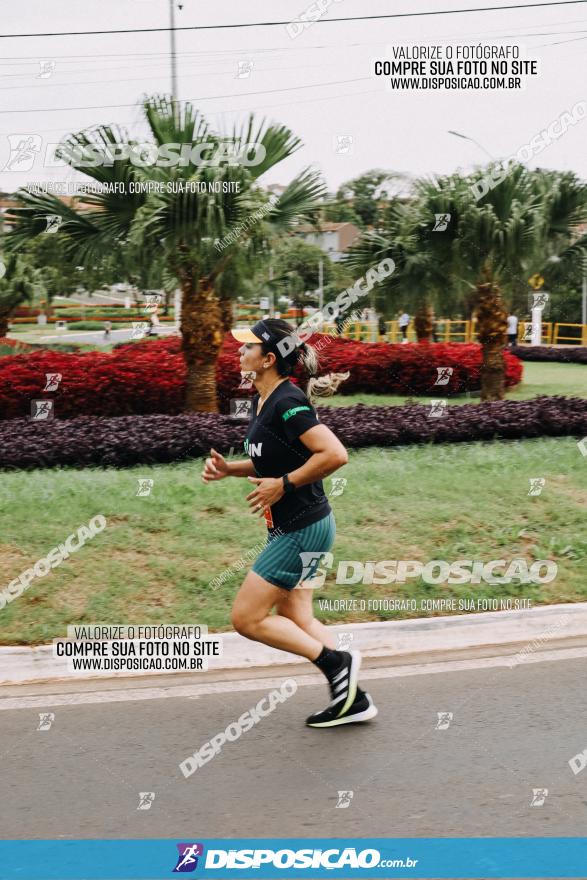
1, 838, 586, 879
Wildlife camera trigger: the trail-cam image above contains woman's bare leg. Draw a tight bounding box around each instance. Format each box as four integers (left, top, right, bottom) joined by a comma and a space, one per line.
231, 571, 323, 660
275, 584, 337, 649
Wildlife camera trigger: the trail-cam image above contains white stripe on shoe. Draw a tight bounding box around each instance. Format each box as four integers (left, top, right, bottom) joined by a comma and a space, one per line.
337, 650, 361, 718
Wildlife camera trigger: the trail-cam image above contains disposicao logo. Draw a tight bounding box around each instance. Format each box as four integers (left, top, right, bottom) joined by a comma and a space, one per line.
173, 843, 204, 873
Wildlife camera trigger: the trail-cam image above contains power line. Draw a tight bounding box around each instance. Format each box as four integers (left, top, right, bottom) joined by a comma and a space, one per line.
1, 18, 586, 62
3, 13, 587, 58
2, 2, 587, 39
0, 29, 582, 69
0, 61, 329, 89
535, 30, 587, 41
0, 76, 372, 114
0, 85, 382, 139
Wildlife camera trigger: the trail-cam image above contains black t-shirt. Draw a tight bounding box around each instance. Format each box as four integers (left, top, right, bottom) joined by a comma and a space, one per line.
244, 379, 332, 534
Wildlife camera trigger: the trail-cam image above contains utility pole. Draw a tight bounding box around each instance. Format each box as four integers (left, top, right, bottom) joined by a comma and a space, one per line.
582, 257, 587, 328
268, 265, 274, 317
169, 0, 178, 106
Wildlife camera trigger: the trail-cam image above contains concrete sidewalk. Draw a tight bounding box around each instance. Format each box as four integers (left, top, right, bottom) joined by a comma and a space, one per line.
1, 603, 585, 687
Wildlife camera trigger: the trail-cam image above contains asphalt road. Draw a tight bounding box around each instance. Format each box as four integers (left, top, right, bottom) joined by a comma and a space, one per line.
1, 654, 586, 841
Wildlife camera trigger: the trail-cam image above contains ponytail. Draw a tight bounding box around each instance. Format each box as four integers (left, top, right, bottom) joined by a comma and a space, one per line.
300, 342, 349, 404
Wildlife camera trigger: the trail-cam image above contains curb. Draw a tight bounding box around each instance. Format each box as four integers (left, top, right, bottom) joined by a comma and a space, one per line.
1, 603, 586, 686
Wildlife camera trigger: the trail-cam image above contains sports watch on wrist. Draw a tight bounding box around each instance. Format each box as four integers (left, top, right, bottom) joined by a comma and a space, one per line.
282, 473, 296, 494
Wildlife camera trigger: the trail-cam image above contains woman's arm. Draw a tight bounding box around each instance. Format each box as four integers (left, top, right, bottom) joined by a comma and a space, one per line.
287, 424, 348, 488
201, 448, 255, 483
245, 425, 348, 512
226, 459, 256, 478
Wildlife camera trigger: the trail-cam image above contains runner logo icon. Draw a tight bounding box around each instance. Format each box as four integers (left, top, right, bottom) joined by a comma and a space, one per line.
173, 843, 204, 872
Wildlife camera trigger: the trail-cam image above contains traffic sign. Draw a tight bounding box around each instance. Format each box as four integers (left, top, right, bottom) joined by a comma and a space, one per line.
528, 274, 545, 289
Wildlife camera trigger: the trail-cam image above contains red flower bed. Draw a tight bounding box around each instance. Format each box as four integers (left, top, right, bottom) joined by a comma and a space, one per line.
0, 334, 522, 420
0, 339, 185, 419
216, 335, 523, 407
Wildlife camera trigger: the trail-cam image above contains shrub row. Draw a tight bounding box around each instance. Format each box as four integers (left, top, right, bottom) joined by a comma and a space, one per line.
512, 345, 587, 364
0, 338, 86, 356
53, 302, 128, 308
0, 337, 35, 352
0, 335, 523, 420
0, 396, 584, 470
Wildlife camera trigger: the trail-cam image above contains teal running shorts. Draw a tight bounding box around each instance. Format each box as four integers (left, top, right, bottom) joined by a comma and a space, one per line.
252, 512, 336, 591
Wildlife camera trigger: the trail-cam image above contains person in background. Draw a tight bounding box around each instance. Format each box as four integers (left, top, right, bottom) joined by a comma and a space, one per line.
149, 306, 160, 336
506, 312, 519, 347
378, 313, 387, 340
398, 310, 410, 343
103, 320, 112, 342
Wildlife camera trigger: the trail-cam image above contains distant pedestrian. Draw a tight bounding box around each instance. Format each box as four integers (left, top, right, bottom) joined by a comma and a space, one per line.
398, 311, 410, 343
378, 314, 386, 340
103, 320, 112, 342
507, 313, 518, 347
148, 307, 160, 336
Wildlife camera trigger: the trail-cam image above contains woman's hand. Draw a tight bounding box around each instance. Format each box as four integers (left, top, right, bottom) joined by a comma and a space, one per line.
201, 448, 230, 483
246, 476, 284, 515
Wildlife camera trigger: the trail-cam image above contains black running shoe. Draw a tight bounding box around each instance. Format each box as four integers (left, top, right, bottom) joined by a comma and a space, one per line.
306, 691, 378, 728
325, 649, 361, 718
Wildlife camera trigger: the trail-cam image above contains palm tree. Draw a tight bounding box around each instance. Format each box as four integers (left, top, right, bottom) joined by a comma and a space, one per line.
417, 165, 587, 398
0, 254, 39, 337
344, 196, 448, 341
6, 95, 325, 411
347, 165, 587, 399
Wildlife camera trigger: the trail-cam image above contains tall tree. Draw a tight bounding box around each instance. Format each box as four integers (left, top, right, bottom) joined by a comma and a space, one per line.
6, 95, 325, 411
0, 254, 39, 337
335, 170, 406, 228
346, 164, 587, 399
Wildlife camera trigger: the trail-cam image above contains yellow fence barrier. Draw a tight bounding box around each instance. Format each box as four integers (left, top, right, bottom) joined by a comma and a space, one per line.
553, 323, 587, 345
515, 322, 553, 344
238, 313, 587, 345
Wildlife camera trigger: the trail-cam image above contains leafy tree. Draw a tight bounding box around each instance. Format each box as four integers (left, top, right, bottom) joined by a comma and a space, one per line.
0, 254, 41, 336
335, 170, 406, 228
346, 164, 587, 399
6, 95, 325, 411
322, 200, 363, 227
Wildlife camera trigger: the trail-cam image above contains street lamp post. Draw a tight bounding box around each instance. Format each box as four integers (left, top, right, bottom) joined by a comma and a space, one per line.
169, 0, 178, 105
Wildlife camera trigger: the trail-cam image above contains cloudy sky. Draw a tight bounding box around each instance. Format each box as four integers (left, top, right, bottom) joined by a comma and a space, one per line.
1, 0, 586, 194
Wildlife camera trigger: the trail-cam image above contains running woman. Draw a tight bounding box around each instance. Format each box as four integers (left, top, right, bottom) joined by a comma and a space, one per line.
201, 318, 377, 727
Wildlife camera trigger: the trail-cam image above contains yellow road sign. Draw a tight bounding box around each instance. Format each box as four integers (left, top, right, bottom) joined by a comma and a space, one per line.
528, 274, 545, 289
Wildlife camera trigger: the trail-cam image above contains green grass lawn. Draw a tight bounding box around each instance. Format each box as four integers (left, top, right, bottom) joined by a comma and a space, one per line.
321, 361, 586, 407
1, 436, 585, 645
